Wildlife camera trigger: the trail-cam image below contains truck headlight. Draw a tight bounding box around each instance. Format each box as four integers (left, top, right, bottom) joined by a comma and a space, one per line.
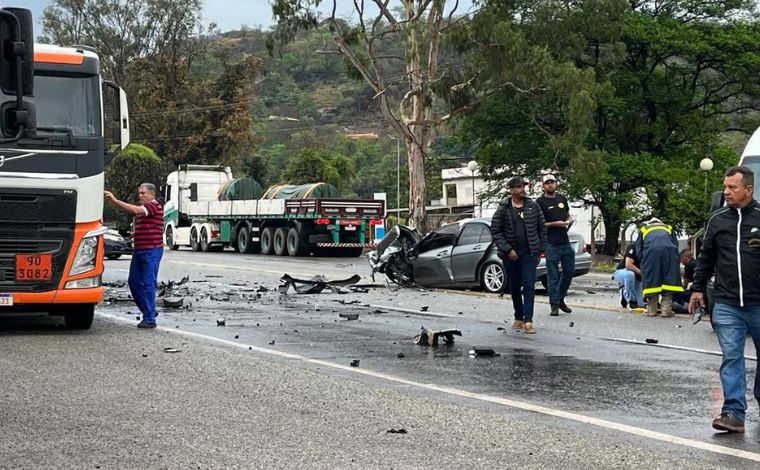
70, 236, 99, 276
65, 275, 102, 289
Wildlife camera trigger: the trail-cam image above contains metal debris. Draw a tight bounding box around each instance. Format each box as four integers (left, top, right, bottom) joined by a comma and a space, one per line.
278, 273, 362, 295
162, 298, 184, 309
413, 326, 461, 346
468, 348, 499, 357
645, 338, 659, 344
216, 318, 226, 327
350, 359, 360, 367
387, 428, 407, 434
339, 313, 359, 321
163, 347, 181, 353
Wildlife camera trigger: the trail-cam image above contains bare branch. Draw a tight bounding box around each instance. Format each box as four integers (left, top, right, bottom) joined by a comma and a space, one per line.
371, 0, 398, 25
315, 49, 343, 55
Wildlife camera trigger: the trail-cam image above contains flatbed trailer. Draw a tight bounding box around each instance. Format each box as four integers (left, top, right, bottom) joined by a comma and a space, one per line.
162, 165, 385, 257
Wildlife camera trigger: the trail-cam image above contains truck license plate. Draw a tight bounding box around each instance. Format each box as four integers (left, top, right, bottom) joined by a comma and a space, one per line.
0, 294, 13, 307
344, 225, 357, 231
15, 254, 53, 281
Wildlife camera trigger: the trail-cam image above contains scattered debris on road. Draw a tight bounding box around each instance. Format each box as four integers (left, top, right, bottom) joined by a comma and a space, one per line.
397, 353, 405, 358
350, 359, 360, 367
569, 322, 575, 327
268, 340, 275, 345
162, 298, 184, 309
278, 273, 362, 294
339, 313, 359, 321
413, 326, 461, 346
420, 306, 429, 312
468, 348, 500, 357
163, 347, 181, 353
386, 428, 407, 434
216, 318, 226, 327
645, 338, 659, 344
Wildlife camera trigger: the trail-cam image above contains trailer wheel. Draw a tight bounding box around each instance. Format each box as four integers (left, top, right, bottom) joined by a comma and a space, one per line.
286, 227, 306, 256
274, 227, 288, 256
200, 228, 211, 252
63, 304, 95, 330
237, 226, 261, 254
165, 226, 179, 251
190, 227, 200, 252
260, 227, 275, 255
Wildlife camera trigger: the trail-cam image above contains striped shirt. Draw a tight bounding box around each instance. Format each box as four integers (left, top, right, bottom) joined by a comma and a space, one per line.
133, 200, 164, 250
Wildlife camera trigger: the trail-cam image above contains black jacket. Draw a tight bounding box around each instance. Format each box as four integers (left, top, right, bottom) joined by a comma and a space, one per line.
490, 197, 547, 257
692, 200, 760, 307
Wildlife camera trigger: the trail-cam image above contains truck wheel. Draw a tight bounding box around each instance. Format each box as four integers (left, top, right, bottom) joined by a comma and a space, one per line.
286, 227, 306, 256
273, 227, 288, 256
165, 226, 179, 251
200, 228, 211, 252
480, 261, 505, 294
64, 304, 95, 330
190, 227, 200, 252
260, 227, 274, 255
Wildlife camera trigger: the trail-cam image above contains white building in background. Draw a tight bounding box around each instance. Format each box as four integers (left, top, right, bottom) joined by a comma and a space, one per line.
438, 164, 641, 251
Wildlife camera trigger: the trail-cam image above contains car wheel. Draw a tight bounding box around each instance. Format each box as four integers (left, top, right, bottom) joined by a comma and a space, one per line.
480, 261, 505, 294
63, 304, 95, 330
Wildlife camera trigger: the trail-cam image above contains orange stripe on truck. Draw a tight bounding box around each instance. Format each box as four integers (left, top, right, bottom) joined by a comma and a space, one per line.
34, 51, 85, 65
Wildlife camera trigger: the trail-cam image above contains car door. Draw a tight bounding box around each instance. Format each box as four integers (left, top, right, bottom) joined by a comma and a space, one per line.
412, 224, 459, 286
451, 223, 490, 284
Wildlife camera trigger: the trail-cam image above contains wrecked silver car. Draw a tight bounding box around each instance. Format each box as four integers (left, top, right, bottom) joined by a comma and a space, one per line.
369, 218, 591, 293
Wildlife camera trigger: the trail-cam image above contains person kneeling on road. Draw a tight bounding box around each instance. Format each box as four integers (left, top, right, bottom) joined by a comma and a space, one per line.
635, 217, 683, 317
612, 243, 644, 309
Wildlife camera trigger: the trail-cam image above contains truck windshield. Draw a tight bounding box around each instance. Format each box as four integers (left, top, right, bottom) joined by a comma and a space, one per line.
31, 72, 101, 138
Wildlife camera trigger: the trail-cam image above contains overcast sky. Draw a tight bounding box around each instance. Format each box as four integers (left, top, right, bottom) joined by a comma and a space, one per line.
20, 0, 475, 33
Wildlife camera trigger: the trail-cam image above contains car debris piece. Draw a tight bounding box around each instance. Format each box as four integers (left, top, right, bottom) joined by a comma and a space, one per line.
413, 326, 462, 346
216, 318, 226, 327
349, 286, 370, 293
234, 335, 239, 339
162, 297, 184, 309
645, 338, 659, 344
468, 348, 500, 357
163, 347, 181, 353
210, 294, 231, 302
339, 313, 359, 321
268, 340, 275, 345
387, 428, 407, 434
278, 273, 362, 295
569, 322, 575, 327
496, 327, 505, 331
420, 306, 429, 312
397, 353, 405, 358
350, 359, 360, 367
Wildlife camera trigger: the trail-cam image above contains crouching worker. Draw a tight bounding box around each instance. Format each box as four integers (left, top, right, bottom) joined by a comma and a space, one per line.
635, 218, 683, 317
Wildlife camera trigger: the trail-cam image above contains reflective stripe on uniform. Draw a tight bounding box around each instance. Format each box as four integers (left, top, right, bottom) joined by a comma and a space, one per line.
643, 284, 685, 295
640, 225, 673, 238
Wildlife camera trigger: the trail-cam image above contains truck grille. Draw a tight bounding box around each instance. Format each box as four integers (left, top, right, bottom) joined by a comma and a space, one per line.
0, 188, 76, 293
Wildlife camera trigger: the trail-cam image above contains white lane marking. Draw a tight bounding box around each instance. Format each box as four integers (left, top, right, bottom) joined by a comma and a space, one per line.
97, 311, 760, 463
369, 304, 460, 319
603, 337, 757, 361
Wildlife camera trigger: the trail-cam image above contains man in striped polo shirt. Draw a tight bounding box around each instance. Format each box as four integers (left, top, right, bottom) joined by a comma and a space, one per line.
105, 183, 164, 328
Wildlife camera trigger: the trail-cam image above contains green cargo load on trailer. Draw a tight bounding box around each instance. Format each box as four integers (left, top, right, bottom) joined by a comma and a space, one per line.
218, 177, 265, 201
262, 182, 340, 199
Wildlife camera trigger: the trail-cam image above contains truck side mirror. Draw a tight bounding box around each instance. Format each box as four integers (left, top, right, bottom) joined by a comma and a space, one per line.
0, 8, 35, 141
0, 8, 33, 96
103, 81, 130, 163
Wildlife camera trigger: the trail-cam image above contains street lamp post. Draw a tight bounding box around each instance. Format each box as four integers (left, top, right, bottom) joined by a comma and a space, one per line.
467, 160, 478, 217
700, 157, 714, 194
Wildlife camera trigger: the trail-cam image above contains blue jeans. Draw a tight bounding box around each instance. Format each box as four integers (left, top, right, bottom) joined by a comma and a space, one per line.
128, 248, 163, 324
612, 269, 644, 305
712, 303, 760, 421
546, 243, 575, 306
504, 253, 539, 322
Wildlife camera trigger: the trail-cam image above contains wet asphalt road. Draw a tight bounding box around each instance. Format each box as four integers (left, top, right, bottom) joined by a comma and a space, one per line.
2, 248, 760, 468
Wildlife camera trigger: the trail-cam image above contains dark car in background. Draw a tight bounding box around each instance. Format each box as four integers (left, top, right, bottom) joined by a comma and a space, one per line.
104, 229, 133, 260
407, 218, 591, 293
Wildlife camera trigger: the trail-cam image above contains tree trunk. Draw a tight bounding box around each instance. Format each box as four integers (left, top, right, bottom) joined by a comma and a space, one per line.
602, 212, 621, 255
406, 136, 427, 233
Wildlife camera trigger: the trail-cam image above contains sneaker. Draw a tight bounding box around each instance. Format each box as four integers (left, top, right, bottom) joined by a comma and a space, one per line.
512, 320, 524, 330
559, 301, 572, 313
550, 305, 559, 316
137, 321, 157, 329
619, 288, 628, 308
524, 322, 536, 334
628, 301, 640, 309
712, 413, 745, 433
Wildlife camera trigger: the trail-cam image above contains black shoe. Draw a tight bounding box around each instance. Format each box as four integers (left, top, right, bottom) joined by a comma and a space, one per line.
628, 301, 640, 309
712, 413, 745, 433
550, 305, 559, 316
137, 321, 157, 329
559, 301, 572, 313
619, 288, 627, 308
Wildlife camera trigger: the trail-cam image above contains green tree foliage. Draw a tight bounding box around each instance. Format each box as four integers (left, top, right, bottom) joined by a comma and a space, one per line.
41, 0, 262, 171
104, 143, 165, 230
281, 148, 355, 193
455, 0, 760, 253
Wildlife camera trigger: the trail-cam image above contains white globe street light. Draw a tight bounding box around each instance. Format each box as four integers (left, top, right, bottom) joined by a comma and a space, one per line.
466, 160, 479, 215
700, 157, 714, 194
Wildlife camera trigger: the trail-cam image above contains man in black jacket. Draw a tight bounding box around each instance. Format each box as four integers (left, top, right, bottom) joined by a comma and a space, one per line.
690, 166, 760, 433
491, 176, 547, 334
